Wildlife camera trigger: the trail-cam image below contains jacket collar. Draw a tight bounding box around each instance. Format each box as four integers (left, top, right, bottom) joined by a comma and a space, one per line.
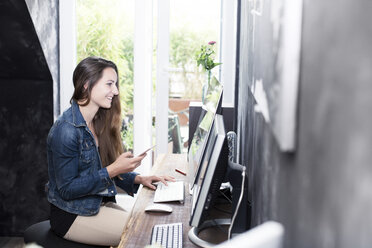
71, 100, 87, 127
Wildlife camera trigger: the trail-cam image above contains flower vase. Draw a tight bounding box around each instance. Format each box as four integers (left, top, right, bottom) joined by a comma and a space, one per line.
202, 70, 211, 104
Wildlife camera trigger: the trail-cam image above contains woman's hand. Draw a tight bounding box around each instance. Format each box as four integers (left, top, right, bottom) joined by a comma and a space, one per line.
106, 152, 146, 178
135, 175, 176, 190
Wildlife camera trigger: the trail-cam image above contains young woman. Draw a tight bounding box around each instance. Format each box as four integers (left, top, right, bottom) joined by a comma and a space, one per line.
46, 57, 174, 246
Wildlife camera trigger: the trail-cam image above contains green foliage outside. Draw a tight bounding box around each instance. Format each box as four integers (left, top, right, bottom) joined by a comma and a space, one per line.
169, 29, 203, 99
76, 0, 134, 150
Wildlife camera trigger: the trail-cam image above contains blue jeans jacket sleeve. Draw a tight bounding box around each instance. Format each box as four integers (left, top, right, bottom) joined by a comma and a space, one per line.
114, 172, 140, 196
51, 122, 114, 200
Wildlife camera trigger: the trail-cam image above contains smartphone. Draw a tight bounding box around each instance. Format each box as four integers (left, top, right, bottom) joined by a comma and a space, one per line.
136, 145, 156, 157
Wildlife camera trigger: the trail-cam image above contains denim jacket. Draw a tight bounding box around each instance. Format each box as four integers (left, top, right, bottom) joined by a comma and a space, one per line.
46, 101, 138, 216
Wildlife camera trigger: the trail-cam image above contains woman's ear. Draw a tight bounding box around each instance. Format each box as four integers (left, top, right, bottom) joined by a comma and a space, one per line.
83, 82, 89, 90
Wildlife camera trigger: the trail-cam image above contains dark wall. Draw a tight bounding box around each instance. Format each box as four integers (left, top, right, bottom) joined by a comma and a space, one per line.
0, 79, 53, 236
0, 0, 58, 236
25, 0, 60, 116
236, 0, 372, 247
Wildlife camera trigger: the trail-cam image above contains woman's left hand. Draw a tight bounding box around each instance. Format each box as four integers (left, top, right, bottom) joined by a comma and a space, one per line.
135, 175, 176, 190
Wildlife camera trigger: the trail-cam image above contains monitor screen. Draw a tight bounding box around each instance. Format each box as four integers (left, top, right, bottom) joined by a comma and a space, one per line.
189, 114, 228, 228
187, 76, 223, 188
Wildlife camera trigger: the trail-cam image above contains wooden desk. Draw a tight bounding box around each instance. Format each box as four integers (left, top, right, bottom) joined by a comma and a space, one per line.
118, 153, 198, 248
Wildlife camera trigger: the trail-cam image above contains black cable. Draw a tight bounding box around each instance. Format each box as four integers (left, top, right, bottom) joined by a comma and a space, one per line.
218, 189, 232, 204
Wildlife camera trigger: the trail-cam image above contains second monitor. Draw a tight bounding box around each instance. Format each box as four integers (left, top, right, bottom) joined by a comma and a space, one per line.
188, 76, 223, 191
189, 113, 229, 230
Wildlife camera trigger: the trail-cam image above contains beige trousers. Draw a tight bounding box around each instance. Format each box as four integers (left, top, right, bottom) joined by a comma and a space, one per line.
64, 202, 131, 246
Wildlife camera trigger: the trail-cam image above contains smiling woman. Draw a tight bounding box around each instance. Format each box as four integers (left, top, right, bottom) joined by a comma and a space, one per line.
70, 57, 123, 165
76, 0, 135, 150
45, 57, 175, 246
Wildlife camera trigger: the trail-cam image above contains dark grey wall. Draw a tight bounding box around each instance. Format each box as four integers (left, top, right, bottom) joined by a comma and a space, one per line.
0, 0, 58, 236
0, 79, 53, 236
25, 0, 60, 117
236, 0, 372, 247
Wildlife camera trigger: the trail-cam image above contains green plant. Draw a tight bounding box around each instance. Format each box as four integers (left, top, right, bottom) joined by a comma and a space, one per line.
195, 41, 221, 72
195, 41, 221, 102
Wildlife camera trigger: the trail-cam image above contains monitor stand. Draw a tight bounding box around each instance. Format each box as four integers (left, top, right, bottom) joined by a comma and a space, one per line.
188, 218, 231, 248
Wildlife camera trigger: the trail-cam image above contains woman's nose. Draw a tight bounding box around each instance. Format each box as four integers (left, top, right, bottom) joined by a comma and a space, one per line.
112, 85, 119, 95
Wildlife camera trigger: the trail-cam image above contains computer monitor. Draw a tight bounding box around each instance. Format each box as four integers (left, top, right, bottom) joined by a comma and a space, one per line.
187, 76, 223, 188
189, 114, 228, 228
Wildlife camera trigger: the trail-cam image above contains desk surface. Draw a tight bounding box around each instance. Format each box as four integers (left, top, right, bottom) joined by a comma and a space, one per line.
118, 153, 198, 248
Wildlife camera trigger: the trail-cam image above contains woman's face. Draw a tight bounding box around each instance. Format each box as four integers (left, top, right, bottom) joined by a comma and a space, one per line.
89, 67, 119, 109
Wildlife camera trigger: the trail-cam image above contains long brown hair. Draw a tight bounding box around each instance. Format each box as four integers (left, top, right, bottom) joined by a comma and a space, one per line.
71, 56, 124, 167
